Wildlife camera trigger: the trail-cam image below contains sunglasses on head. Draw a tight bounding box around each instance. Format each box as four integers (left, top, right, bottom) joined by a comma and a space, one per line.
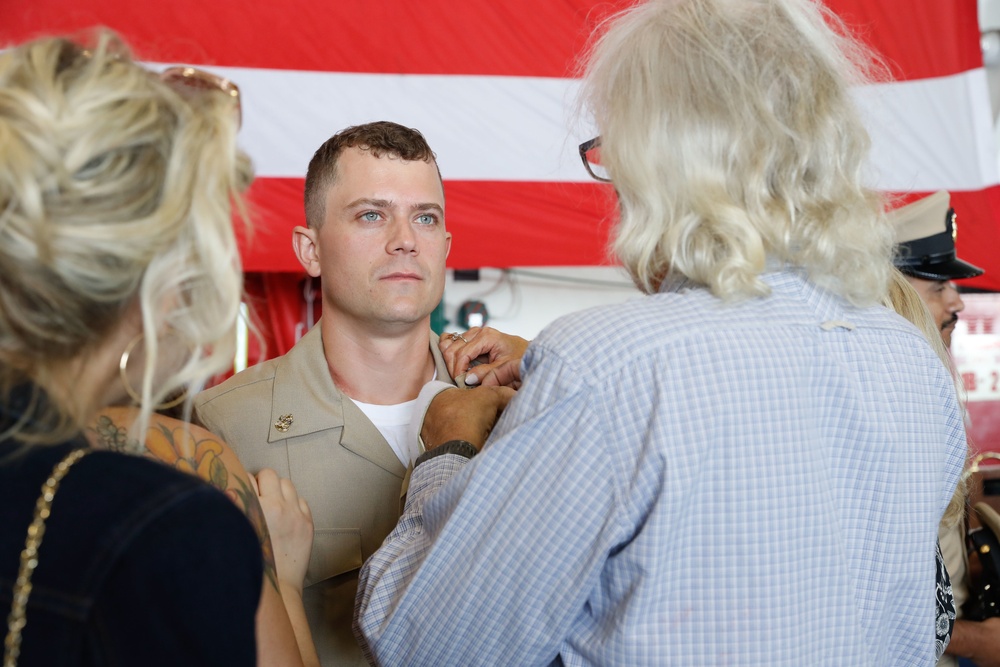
159, 66, 242, 127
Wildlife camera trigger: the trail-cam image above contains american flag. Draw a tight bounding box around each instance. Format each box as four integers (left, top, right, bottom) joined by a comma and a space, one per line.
6, 0, 999, 291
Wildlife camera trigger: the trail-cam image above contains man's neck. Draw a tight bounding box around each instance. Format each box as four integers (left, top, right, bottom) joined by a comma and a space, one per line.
320, 314, 435, 405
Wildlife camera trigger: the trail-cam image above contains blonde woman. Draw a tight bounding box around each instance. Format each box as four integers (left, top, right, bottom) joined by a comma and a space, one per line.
0, 32, 313, 666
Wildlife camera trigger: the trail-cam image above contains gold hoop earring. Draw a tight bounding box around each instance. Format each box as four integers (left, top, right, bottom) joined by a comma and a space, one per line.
119, 333, 187, 411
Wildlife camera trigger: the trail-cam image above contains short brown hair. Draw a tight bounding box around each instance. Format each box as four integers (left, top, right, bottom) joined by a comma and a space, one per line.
303, 121, 439, 228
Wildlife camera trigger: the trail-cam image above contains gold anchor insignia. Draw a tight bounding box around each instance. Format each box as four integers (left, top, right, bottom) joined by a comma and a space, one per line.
274, 414, 293, 432
951, 211, 958, 242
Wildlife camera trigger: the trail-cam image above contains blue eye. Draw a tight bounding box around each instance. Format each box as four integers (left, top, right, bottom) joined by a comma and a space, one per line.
361, 211, 380, 222
416, 214, 436, 225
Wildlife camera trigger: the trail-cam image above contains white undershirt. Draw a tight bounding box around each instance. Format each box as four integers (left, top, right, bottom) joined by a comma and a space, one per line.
350, 398, 420, 467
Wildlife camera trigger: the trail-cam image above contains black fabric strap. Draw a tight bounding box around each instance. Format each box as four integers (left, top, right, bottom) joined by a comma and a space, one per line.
415, 440, 478, 467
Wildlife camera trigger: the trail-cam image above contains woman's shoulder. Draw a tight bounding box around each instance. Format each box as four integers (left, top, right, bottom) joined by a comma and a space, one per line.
89, 407, 269, 543
71, 446, 252, 540
1, 440, 260, 613
74, 449, 260, 561
57, 449, 261, 666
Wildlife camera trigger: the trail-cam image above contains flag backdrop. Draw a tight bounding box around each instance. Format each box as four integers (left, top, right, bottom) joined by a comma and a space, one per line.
5, 0, 1000, 290
5, 2, 1000, 449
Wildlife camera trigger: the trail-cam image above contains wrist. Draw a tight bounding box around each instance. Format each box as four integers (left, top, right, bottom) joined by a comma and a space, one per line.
416, 440, 478, 467
278, 579, 305, 598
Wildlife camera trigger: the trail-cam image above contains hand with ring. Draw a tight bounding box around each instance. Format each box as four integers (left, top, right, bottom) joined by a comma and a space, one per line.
439, 326, 530, 389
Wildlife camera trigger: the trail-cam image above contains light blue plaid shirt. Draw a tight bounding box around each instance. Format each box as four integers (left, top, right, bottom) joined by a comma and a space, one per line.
356, 271, 966, 666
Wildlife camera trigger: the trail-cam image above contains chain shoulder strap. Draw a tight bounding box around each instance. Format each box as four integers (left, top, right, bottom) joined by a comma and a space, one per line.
3, 448, 90, 667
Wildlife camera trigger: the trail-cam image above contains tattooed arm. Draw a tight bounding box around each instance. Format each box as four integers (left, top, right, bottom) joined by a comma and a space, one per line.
88, 407, 319, 667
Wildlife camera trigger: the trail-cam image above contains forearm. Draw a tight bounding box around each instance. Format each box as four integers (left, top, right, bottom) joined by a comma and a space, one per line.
355, 453, 470, 663
945, 618, 1000, 667
277, 584, 320, 667
255, 583, 306, 667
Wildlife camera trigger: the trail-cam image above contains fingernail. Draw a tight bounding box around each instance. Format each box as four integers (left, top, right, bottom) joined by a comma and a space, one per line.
465, 373, 479, 385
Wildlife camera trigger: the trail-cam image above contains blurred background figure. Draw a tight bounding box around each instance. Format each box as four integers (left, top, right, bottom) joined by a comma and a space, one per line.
890, 194, 1000, 667
892, 191, 985, 349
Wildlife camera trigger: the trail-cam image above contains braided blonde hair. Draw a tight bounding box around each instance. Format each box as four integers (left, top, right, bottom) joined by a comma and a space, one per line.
0, 30, 252, 444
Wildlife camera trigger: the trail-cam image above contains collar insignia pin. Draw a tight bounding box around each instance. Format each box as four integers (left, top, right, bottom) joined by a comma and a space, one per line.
274, 414, 293, 432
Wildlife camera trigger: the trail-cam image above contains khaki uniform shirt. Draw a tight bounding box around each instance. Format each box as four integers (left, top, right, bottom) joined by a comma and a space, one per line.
194, 324, 453, 665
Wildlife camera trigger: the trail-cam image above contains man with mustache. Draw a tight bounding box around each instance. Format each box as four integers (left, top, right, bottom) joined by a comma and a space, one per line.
194, 121, 455, 665
891, 191, 983, 349
890, 191, 998, 667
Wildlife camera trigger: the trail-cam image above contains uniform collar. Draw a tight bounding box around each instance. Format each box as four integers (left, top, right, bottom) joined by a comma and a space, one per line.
268, 325, 453, 476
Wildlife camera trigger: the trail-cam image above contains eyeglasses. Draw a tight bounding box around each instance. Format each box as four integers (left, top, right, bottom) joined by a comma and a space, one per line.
160, 66, 242, 127
578, 136, 611, 183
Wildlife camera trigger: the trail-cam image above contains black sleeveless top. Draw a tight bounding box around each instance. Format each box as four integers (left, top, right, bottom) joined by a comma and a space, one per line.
0, 388, 262, 666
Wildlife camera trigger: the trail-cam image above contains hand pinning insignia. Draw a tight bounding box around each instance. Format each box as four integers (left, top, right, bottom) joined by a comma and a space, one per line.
274, 414, 293, 432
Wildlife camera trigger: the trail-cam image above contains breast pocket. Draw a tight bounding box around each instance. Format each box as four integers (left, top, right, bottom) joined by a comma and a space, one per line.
304, 529, 363, 586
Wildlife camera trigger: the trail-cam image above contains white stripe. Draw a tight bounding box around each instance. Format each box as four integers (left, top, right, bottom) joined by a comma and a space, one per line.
156, 64, 1000, 190
854, 68, 1000, 192
173, 65, 587, 181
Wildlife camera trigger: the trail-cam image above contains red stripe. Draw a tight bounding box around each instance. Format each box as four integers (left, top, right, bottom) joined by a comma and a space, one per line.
827, 0, 982, 81
245, 178, 1000, 292
3, 0, 629, 78
5, 1, 978, 80
241, 178, 615, 272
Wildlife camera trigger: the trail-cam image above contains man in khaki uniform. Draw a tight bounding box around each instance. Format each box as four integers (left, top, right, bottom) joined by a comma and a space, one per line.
890, 192, 1000, 667
195, 121, 456, 665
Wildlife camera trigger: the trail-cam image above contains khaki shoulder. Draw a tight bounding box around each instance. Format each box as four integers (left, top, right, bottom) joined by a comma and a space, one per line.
195, 357, 281, 408
193, 358, 281, 442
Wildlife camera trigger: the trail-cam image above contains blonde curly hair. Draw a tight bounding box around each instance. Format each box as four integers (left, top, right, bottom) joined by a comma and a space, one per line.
0, 30, 252, 445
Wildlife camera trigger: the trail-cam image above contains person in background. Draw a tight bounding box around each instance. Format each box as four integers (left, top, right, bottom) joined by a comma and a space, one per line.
354, 0, 967, 664
194, 121, 457, 665
0, 31, 264, 665
889, 193, 1000, 667
882, 269, 961, 660
891, 191, 983, 350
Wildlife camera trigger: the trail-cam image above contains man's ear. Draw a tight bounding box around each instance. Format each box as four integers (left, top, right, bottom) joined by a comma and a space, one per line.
292, 225, 322, 277
444, 231, 452, 259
